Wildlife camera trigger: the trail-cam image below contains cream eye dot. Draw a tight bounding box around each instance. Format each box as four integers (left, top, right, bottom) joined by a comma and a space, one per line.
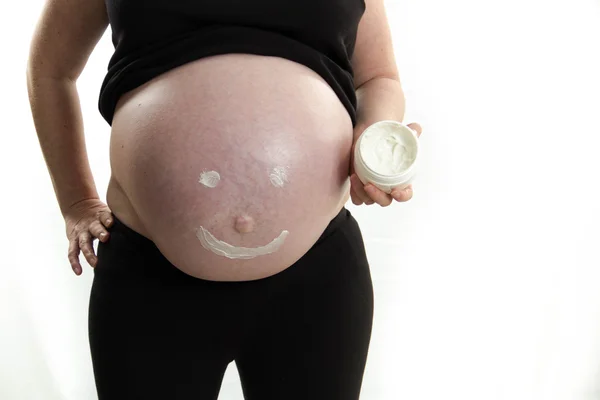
199, 170, 221, 188
269, 166, 289, 188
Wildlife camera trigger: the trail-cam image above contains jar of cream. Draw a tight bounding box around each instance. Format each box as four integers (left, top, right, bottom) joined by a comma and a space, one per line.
353, 120, 419, 194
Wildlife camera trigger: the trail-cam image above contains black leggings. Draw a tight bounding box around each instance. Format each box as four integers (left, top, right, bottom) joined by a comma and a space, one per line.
88, 207, 374, 400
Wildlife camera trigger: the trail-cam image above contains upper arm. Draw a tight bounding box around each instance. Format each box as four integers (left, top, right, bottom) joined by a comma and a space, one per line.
351, 0, 400, 89
26, 0, 109, 81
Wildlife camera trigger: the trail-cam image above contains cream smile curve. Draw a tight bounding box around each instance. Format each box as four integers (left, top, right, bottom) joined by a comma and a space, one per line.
196, 227, 289, 259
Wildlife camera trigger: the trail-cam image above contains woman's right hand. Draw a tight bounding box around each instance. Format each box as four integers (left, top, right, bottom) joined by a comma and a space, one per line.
63, 198, 114, 275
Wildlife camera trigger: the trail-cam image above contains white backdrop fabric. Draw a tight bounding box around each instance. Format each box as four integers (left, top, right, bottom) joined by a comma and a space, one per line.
1, 0, 599, 399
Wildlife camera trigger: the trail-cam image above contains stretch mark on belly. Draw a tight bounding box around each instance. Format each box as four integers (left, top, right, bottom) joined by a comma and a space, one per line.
199, 170, 221, 188
196, 227, 289, 259
269, 166, 289, 188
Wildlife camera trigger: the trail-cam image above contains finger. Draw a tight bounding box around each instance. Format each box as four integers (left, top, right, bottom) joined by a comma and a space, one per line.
391, 185, 414, 202
350, 174, 375, 205
78, 231, 98, 268
89, 220, 110, 243
68, 240, 82, 276
99, 211, 114, 228
350, 186, 364, 206
364, 184, 393, 207
406, 122, 423, 138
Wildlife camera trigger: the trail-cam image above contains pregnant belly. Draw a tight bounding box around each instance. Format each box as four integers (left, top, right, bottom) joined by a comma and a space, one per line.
106, 54, 354, 281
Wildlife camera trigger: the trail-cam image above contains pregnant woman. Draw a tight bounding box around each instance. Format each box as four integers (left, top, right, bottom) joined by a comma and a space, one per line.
26, 0, 422, 398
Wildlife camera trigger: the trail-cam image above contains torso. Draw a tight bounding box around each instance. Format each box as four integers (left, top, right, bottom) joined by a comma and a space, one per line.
106, 54, 353, 281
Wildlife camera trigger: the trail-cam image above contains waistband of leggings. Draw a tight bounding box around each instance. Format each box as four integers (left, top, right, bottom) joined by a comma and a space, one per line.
107, 215, 154, 248
314, 207, 351, 246
108, 206, 351, 247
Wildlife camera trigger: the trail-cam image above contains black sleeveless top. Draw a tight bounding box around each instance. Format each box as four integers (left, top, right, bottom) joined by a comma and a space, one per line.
99, 0, 366, 127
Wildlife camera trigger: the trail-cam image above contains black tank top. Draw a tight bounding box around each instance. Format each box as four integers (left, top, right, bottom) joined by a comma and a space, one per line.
99, 0, 366, 127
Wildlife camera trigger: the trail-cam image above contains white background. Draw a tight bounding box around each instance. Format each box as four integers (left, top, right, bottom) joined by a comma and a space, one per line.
2, 0, 600, 399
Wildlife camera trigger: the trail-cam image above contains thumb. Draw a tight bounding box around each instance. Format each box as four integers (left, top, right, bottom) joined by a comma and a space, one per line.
406, 122, 423, 138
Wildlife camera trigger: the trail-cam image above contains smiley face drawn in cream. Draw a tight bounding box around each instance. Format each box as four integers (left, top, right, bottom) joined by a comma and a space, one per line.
195, 167, 289, 259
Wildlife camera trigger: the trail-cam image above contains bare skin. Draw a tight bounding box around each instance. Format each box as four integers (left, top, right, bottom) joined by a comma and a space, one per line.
105, 54, 353, 280
27, 0, 420, 279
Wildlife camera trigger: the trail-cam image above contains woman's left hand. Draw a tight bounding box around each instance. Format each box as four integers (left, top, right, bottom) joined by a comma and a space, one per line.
349, 122, 423, 207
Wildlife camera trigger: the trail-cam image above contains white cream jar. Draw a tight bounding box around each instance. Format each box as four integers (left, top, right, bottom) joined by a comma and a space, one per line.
353, 120, 419, 194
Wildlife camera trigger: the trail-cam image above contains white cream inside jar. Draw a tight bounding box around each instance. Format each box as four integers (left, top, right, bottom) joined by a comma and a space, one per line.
354, 120, 419, 193
359, 122, 417, 175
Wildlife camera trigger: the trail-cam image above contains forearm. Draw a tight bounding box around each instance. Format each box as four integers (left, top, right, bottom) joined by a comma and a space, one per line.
26, 73, 99, 217
354, 77, 406, 138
